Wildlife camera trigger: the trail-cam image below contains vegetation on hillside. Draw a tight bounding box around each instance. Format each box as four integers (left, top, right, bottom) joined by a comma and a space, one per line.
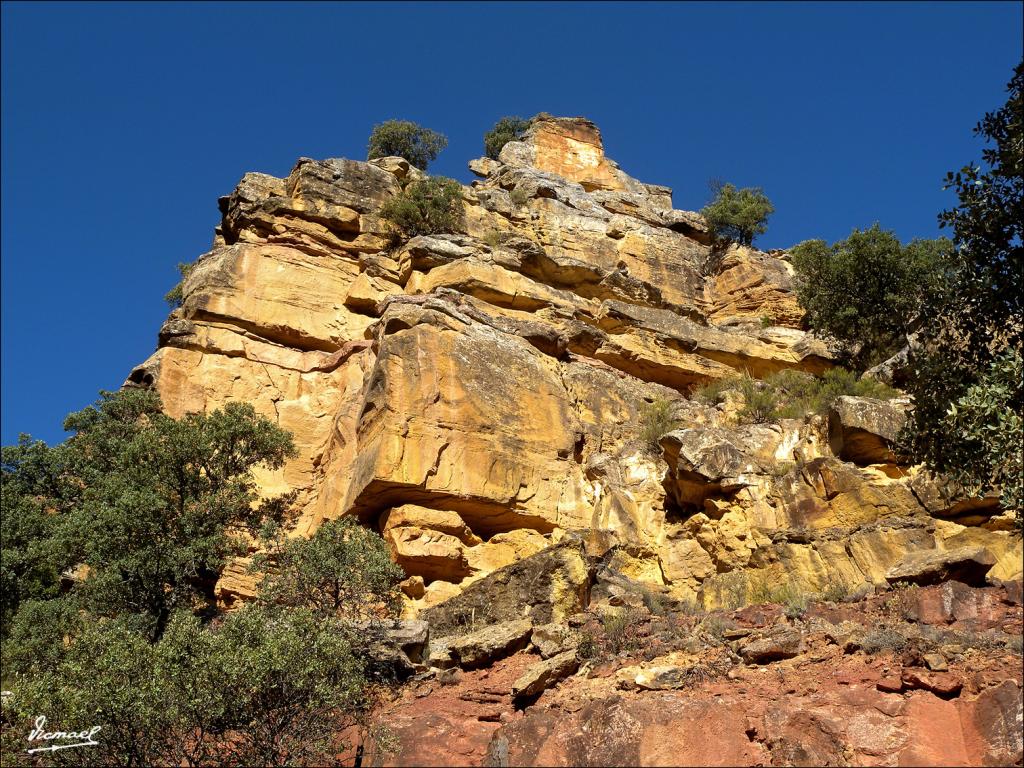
787, 61, 1022, 526
696, 368, 898, 424
0, 390, 403, 765
903, 62, 1023, 527
367, 120, 447, 170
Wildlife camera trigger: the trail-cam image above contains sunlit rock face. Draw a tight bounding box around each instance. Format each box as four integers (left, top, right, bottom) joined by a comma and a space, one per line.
128, 114, 1020, 609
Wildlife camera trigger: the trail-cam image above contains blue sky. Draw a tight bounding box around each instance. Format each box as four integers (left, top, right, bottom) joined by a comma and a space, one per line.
2, 1, 1021, 445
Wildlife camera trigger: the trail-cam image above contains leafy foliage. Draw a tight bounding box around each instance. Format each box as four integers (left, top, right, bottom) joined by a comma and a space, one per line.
903, 62, 1024, 526
1, 389, 296, 641
1, 389, 405, 765
483, 115, 531, 160
700, 182, 774, 246
939, 349, 1023, 520
0, 440, 74, 636
163, 261, 195, 308
638, 397, 678, 452
790, 225, 952, 370
379, 176, 464, 239
696, 368, 898, 424
256, 516, 404, 621
3, 607, 366, 767
366, 120, 447, 170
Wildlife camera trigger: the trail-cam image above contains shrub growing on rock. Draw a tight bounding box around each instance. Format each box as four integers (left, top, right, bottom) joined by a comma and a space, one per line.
164, 261, 195, 308
638, 397, 678, 452
484, 115, 531, 160
696, 367, 898, 424
367, 119, 447, 170
700, 182, 774, 246
379, 176, 464, 239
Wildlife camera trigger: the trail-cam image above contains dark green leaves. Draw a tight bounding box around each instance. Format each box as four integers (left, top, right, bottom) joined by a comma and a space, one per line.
379, 176, 464, 239
484, 116, 531, 160
700, 182, 774, 246
790, 225, 952, 371
367, 120, 447, 171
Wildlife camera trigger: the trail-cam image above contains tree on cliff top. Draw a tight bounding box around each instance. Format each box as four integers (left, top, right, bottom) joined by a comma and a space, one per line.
367, 119, 447, 170
700, 181, 774, 246
484, 115, 531, 160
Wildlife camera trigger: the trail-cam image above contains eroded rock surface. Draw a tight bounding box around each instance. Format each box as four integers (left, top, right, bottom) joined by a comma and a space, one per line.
126, 114, 1022, 765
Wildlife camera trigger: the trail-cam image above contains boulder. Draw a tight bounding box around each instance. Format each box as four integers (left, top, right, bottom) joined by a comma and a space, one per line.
828, 396, 908, 464
885, 546, 997, 587
422, 539, 591, 637
738, 627, 804, 664
530, 623, 577, 659
511, 650, 580, 704
446, 619, 534, 670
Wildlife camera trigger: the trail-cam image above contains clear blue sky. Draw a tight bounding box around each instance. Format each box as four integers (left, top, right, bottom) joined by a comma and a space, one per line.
2, 1, 1021, 445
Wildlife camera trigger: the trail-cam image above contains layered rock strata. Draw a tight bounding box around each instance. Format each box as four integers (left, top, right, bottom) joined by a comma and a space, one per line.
128, 115, 1021, 613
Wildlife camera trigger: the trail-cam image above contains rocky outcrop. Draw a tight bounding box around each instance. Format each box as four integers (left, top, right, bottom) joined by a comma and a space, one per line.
370, 580, 1023, 768
125, 113, 1022, 764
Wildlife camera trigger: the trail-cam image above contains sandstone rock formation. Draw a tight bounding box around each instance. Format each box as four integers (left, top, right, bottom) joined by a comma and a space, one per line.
128, 113, 1020, 609
125, 114, 1022, 764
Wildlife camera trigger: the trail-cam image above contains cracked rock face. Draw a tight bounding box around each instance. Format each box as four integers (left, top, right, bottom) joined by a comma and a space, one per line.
128, 113, 1021, 611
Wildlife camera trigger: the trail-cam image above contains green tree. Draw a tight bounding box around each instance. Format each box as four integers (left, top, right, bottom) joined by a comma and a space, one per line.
790, 225, 952, 370
0, 439, 77, 636
1, 389, 296, 640
700, 182, 774, 246
3, 606, 366, 767
904, 61, 1023, 526
483, 116, 531, 160
256, 516, 403, 621
379, 176, 464, 239
367, 120, 447, 170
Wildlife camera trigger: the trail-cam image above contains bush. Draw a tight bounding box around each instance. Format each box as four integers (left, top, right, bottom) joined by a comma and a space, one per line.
379, 176, 464, 239
4, 606, 367, 767
939, 349, 1023, 520
860, 625, 909, 654
1, 390, 296, 641
367, 120, 447, 170
484, 116, 531, 160
700, 182, 774, 246
790, 224, 951, 370
640, 586, 667, 617
638, 397, 678, 452
509, 185, 530, 207
600, 607, 644, 655
481, 230, 507, 248
696, 367, 898, 424
163, 262, 195, 308
256, 516, 404, 622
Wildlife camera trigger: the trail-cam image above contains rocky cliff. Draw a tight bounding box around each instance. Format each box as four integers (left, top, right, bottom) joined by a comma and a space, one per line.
127, 115, 1022, 765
